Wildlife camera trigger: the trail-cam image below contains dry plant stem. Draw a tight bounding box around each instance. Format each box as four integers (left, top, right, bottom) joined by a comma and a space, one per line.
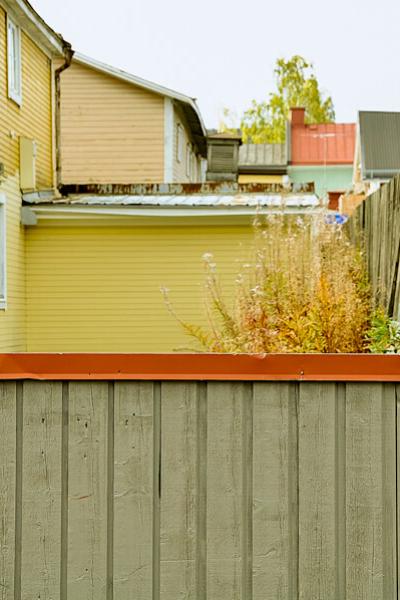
173, 215, 374, 353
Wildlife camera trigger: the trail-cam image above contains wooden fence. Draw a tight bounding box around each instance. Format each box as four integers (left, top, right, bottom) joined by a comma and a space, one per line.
350, 174, 400, 318
0, 354, 400, 600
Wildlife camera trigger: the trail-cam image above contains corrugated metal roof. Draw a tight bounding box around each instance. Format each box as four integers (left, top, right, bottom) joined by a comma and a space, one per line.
239, 144, 287, 168
25, 193, 320, 208
291, 123, 355, 165
359, 111, 400, 179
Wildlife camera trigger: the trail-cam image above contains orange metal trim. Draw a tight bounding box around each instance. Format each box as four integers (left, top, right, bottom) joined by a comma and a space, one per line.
0, 353, 400, 382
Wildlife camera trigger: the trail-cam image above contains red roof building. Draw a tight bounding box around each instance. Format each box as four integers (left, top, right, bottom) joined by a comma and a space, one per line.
289, 108, 356, 165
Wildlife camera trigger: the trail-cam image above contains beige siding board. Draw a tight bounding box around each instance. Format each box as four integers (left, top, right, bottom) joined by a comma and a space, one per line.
298, 383, 336, 600
0, 382, 16, 599
252, 383, 290, 600
20, 382, 62, 600
160, 382, 198, 598
206, 383, 244, 600
60, 62, 164, 184
345, 383, 397, 600
67, 382, 108, 599
113, 382, 154, 598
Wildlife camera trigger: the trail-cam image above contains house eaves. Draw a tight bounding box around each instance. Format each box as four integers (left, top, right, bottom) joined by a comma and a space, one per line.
74, 52, 208, 157
22, 197, 322, 227
0, 0, 71, 57
22, 188, 322, 227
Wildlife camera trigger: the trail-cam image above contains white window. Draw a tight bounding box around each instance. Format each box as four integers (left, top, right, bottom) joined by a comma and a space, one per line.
0, 195, 6, 309
7, 17, 22, 105
186, 143, 191, 178
176, 124, 183, 163
190, 151, 195, 182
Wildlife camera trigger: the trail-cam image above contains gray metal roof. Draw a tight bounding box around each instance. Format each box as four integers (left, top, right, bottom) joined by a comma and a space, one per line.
359, 111, 400, 179
24, 192, 319, 208
239, 144, 287, 173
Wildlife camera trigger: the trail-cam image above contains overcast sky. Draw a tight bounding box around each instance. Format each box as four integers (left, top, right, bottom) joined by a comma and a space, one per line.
33, 0, 400, 129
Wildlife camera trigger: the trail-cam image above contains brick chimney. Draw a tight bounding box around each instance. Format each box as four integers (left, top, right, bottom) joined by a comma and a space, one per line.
290, 107, 306, 127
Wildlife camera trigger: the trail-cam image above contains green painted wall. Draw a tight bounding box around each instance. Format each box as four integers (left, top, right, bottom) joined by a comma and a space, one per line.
288, 165, 353, 198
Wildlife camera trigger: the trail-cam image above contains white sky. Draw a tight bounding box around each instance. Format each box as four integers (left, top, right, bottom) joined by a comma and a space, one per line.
33, 0, 400, 129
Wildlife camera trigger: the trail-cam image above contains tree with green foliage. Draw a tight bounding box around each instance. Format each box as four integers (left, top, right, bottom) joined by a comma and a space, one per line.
223, 55, 335, 143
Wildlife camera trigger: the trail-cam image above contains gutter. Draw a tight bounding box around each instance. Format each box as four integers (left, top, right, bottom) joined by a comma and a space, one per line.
55, 42, 74, 189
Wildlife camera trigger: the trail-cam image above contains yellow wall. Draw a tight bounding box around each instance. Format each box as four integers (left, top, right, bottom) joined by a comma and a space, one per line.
0, 7, 54, 351
60, 61, 166, 184
26, 224, 254, 352
238, 174, 284, 184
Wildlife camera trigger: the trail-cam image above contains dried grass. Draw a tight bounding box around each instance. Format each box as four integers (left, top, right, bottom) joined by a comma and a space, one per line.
168, 216, 374, 353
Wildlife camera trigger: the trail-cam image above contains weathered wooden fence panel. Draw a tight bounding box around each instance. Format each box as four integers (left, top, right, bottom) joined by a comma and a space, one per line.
350, 174, 400, 318
0, 379, 398, 599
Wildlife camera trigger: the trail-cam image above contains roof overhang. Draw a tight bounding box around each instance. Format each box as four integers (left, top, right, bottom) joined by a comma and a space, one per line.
22, 200, 323, 228
74, 53, 207, 157
0, 0, 70, 57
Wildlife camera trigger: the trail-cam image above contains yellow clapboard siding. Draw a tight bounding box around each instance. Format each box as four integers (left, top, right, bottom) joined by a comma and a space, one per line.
0, 11, 53, 187
0, 175, 26, 351
26, 225, 255, 352
0, 6, 55, 350
59, 61, 165, 184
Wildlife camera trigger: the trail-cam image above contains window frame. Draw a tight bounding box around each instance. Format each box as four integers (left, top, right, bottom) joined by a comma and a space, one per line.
176, 123, 183, 163
186, 143, 191, 178
7, 16, 22, 106
0, 195, 7, 310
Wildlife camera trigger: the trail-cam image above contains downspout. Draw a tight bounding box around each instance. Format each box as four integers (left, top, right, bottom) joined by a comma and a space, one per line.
55, 42, 74, 189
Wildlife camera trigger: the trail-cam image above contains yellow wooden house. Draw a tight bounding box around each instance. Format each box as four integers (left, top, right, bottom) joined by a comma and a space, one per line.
0, 4, 321, 354
58, 53, 208, 186
0, 0, 71, 351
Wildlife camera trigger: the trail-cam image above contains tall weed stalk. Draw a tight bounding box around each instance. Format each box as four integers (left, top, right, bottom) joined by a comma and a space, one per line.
168, 216, 374, 353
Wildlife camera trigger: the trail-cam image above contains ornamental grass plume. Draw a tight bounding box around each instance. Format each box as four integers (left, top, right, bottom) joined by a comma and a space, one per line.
168, 215, 375, 353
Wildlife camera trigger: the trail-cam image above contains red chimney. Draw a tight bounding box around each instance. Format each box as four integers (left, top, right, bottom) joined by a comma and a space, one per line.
290, 107, 306, 127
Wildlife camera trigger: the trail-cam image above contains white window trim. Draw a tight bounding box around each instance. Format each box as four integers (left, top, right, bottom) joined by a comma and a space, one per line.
7, 16, 22, 106
0, 195, 7, 310
176, 123, 183, 163
186, 143, 191, 178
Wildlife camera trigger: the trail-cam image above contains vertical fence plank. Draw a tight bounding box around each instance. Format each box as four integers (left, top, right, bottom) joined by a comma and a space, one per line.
382, 384, 397, 599
252, 382, 291, 600
160, 382, 198, 598
196, 383, 208, 600
68, 382, 108, 599
20, 381, 62, 600
206, 382, 244, 600
298, 383, 337, 600
113, 382, 154, 599
0, 382, 16, 600
346, 383, 397, 600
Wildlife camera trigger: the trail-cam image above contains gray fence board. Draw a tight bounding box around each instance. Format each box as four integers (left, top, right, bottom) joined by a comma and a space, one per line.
21, 382, 62, 600
113, 382, 154, 598
252, 382, 290, 600
0, 382, 16, 600
160, 382, 198, 599
0, 379, 399, 599
299, 383, 337, 600
67, 382, 108, 598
